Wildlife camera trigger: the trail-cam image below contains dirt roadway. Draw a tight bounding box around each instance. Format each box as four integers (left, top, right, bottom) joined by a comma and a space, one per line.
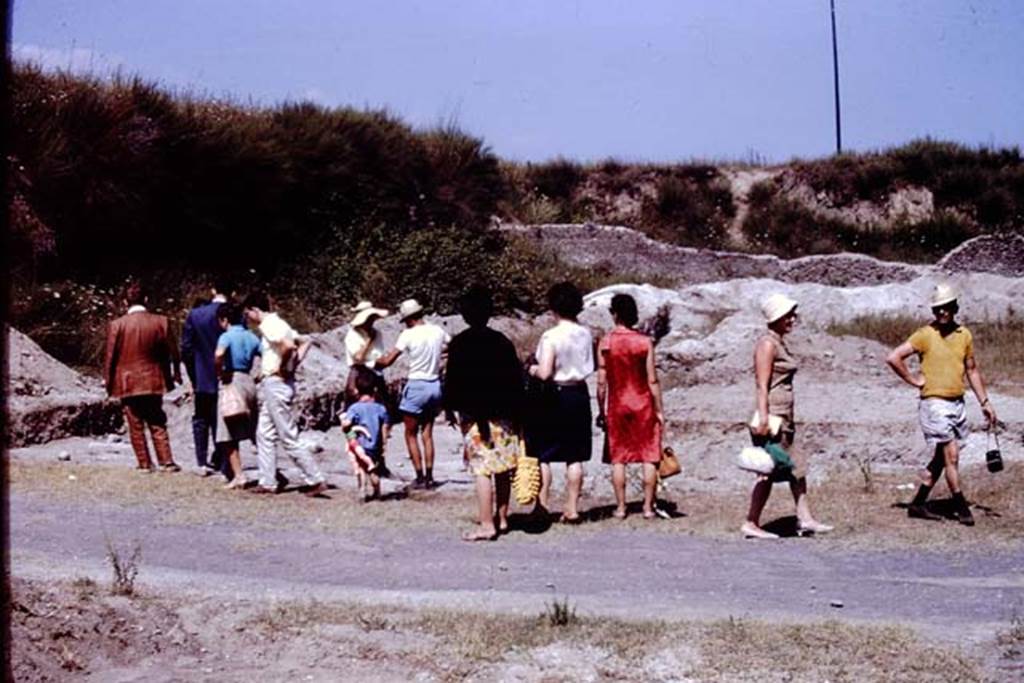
11, 481, 1024, 642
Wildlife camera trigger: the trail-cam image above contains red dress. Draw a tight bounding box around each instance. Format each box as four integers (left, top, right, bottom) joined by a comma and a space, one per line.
600, 328, 661, 464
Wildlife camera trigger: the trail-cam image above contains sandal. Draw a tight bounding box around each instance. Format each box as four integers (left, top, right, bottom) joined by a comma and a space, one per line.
462, 528, 498, 542
642, 511, 657, 520
223, 478, 247, 490
611, 509, 627, 520
559, 514, 583, 525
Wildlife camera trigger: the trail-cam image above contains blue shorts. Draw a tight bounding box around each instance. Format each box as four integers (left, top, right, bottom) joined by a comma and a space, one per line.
399, 379, 442, 419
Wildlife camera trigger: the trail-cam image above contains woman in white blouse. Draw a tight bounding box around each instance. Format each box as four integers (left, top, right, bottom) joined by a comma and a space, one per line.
527, 282, 594, 524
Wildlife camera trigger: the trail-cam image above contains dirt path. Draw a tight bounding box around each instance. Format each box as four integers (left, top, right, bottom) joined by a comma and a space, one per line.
11, 484, 1023, 642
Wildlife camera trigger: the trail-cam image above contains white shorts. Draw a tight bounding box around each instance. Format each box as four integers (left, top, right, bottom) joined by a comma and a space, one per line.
918, 397, 968, 449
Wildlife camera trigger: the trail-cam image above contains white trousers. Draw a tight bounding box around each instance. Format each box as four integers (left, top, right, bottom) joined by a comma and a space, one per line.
256, 376, 324, 488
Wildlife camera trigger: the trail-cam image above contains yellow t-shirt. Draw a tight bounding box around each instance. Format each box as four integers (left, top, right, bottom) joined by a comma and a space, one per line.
907, 324, 973, 399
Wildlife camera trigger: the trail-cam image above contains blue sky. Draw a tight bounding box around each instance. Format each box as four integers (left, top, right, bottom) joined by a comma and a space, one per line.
11, 0, 1024, 163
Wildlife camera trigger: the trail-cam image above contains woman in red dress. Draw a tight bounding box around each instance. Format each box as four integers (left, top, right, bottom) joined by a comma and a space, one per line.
596, 293, 664, 519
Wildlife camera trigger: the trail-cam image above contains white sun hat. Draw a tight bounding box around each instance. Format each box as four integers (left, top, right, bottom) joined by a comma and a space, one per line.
761, 293, 798, 324
350, 301, 388, 327
398, 298, 425, 321
930, 283, 958, 308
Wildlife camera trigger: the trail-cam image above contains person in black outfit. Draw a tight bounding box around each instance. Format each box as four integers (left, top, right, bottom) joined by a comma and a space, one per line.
444, 286, 525, 541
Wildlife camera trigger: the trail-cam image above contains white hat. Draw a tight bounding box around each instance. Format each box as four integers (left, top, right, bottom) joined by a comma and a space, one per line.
930, 283, 958, 308
398, 298, 425, 321
350, 301, 388, 327
761, 293, 798, 324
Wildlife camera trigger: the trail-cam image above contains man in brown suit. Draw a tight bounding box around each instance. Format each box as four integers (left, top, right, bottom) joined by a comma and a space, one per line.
104, 281, 183, 472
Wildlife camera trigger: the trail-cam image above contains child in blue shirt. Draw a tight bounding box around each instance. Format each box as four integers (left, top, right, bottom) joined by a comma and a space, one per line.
341, 368, 390, 500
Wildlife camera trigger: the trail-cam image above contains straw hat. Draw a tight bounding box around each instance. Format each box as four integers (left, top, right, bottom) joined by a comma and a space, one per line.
398, 298, 425, 322
930, 283, 958, 308
349, 301, 388, 327
761, 293, 798, 324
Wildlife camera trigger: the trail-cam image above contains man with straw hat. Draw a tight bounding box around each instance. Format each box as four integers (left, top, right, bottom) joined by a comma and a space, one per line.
887, 283, 998, 526
377, 298, 451, 489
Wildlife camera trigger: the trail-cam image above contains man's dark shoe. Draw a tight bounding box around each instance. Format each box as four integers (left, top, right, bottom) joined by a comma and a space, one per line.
303, 481, 329, 498
275, 471, 290, 492
249, 486, 278, 495
907, 504, 944, 521
955, 507, 975, 526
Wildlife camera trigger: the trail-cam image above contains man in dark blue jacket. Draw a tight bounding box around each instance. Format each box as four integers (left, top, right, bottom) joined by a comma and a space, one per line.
181, 279, 234, 476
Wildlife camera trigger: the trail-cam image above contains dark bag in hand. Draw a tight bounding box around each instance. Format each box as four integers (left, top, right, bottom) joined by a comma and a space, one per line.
986, 429, 1004, 473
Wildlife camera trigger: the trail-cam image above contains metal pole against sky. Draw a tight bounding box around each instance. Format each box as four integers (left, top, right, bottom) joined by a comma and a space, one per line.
830, 0, 842, 154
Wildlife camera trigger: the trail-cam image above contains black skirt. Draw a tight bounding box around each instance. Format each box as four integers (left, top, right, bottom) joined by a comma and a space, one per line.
525, 382, 592, 464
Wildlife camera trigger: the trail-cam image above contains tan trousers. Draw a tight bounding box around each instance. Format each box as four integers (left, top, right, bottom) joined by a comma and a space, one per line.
122, 395, 175, 469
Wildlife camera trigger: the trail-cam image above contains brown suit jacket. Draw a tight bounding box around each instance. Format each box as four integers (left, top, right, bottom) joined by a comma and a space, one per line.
105, 310, 180, 398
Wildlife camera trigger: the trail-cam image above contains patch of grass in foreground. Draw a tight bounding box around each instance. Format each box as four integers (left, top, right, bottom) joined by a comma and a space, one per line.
827, 311, 1024, 387
244, 600, 984, 682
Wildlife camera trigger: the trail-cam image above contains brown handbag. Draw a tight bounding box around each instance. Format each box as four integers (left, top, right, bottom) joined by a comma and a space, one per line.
658, 446, 682, 479
219, 383, 249, 419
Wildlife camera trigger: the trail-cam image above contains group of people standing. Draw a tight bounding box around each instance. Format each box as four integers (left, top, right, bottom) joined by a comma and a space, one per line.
103, 276, 998, 541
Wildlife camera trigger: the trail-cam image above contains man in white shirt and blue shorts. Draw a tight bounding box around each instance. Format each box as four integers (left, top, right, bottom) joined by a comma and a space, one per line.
378, 299, 451, 489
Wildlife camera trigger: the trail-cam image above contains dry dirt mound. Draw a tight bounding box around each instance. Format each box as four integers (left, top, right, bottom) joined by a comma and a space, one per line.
502, 223, 925, 287
938, 233, 1024, 277
10, 577, 201, 682
7, 327, 122, 447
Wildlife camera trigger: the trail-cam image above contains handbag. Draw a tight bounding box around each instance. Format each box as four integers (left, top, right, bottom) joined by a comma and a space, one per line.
658, 446, 682, 479
737, 446, 774, 474
986, 428, 1003, 473
219, 382, 248, 419
513, 440, 541, 505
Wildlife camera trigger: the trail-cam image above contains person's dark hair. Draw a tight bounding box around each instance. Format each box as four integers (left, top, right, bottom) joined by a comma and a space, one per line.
217, 302, 244, 326
547, 281, 583, 319
353, 365, 377, 397
123, 279, 147, 306
459, 285, 493, 327
214, 278, 235, 298
243, 291, 270, 312
610, 293, 639, 327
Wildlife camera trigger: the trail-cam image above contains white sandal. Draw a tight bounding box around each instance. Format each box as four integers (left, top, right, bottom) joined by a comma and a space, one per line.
741, 522, 779, 539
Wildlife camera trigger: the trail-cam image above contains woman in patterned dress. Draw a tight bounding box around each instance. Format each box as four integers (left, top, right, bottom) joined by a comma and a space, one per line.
444, 286, 525, 541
